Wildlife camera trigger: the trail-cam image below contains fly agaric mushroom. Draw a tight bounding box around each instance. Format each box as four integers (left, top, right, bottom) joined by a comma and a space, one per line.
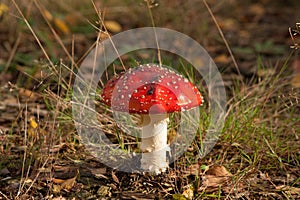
101, 64, 203, 174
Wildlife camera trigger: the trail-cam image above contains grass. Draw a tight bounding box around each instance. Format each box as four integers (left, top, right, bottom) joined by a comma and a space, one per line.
1, 0, 300, 199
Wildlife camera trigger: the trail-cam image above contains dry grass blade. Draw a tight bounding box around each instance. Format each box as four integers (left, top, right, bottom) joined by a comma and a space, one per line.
202, 0, 243, 85
145, 0, 162, 66
10, 0, 63, 85
90, 0, 126, 72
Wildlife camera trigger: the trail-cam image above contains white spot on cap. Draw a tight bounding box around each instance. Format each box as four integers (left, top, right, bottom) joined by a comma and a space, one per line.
177, 94, 189, 106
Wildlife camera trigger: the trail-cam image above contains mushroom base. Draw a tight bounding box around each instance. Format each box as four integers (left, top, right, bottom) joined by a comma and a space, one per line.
140, 114, 170, 174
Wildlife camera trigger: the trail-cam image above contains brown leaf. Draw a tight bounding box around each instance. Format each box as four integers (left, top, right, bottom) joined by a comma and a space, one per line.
291, 74, 300, 88
0, 3, 9, 19
111, 171, 120, 184
18, 88, 40, 101
104, 20, 122, 33
201, 175, 229, 188
53, 178, 66, 184
219, 18, 239, 32
42, 9, 53, 21
249, 3, 265, 17
60, 176, 77, 191
199, 165, 233, 192
183, 164, 200, 176
52, 171, 78, 191
182, 184, 194, 199
206, 165, 233, 176
53, 18, 70, 35
214, 54, 231, 64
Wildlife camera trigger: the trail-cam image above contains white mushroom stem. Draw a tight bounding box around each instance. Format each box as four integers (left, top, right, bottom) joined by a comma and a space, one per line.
139, 114, 170, 174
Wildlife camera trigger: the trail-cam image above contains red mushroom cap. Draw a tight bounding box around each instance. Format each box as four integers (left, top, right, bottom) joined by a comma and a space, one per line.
101, 64, 203, 114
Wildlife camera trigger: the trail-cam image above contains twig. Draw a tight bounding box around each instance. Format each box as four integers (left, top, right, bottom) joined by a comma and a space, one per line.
0, 191, 9, 200
17, 103, 28, 197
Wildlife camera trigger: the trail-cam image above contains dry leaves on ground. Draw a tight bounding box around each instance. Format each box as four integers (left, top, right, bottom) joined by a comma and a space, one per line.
52, 170, 79, 193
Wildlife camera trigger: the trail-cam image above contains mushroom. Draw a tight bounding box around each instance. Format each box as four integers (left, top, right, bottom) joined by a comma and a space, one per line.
101, 64, 203, 174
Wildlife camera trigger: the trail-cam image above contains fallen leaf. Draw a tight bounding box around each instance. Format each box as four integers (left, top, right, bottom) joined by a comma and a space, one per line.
198, 165, 234, 193
60, 176, 77, 191
53, 178, 66, 184
52, 171, 78, 192
183, 164, 200, 176
182, 184, 194, 199
111, 171, 120, 184
18, 88, 40, 101
249, 3, 265, 17
219, 18, 239, 31
0, 3, 9, 20
104, 20, 122, 33
52, 184, 61, 193
97, 186, 111, 197
206, 165, 233, 176
214, 54, 231, 64
29, 116, 38, 129
54, 18, 70, 35
42, 9, 53, 21
292, 74, 300, 87
42, 9, 70, 35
